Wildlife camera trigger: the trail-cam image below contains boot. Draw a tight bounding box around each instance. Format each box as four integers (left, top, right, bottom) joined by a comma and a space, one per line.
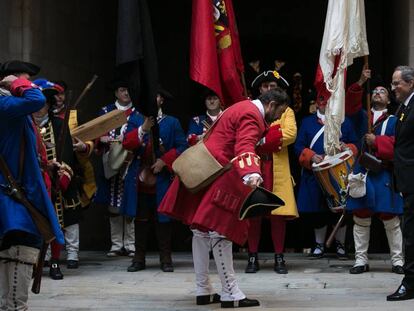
245, 253, 259, 273
129, 220, 150, 272
49, 259, 64, 280
351, 216, 370, 272
274, 253, 288, 274
383, 217, 404, 270
155, 222, 174, 272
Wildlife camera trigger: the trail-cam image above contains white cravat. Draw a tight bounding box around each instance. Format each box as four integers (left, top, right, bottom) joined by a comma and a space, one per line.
115, 101, 132, 111
371, 108, 387, 124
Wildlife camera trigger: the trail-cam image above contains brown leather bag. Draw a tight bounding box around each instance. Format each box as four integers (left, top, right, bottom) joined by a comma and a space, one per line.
172, 141, 230, 193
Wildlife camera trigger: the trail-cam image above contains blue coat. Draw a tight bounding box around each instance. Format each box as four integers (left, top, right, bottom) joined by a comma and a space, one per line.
347, 115, 403, 214
94, 103, 143, 217
295, 114, 357, 213
187, 114, 208, 137
124, 114, 187, 222
0, 89, 64, 244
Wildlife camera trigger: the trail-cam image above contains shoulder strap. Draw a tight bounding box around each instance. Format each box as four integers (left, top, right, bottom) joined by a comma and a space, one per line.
310, 126, 325, 149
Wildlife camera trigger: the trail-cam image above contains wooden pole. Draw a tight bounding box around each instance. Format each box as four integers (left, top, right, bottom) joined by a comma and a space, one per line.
364, 56, 372, 134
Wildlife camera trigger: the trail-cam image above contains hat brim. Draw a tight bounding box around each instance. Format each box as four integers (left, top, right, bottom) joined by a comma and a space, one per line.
251, 71, 289, 90
0, 60, 40, 76
239, 186, 285, 220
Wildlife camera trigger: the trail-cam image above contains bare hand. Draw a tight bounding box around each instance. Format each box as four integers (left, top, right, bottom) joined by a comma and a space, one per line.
99, 136, 113, 144
311, 154, 324, 164
0, 75, 18, 90
246, 175, 262, 189
151, 158, 166, 174
365, 133, 376, 147
142, 117, 155, 133
73, 137, 87, 152
357, 65, 371, 86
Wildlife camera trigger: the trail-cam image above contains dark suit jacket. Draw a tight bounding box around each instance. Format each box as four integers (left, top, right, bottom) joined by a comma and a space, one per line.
394, 92, 414, 194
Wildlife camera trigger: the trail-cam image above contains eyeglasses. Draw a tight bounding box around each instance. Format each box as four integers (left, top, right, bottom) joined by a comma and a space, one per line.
390, 80, 403, 89
372, 89, 387, 95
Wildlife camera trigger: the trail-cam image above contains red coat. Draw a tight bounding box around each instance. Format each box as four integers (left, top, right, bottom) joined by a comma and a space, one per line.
158, 100, 267, 245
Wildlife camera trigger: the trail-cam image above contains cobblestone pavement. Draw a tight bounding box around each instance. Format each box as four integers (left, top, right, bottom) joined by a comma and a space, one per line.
29, 252, 412, 310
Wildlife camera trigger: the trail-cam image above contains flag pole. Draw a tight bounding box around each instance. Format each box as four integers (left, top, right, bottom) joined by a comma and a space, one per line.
240, 71, 248, 98
364, 56, 372, 134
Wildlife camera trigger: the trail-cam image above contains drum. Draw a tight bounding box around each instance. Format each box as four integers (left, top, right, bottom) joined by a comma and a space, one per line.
312, 150, 354, 212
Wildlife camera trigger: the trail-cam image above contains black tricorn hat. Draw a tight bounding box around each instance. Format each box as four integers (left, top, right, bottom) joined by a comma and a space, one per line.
251, 70, 289, 90
0, 60, 40, 76
108, 78, 129, 91
158, 87, 174, 100
239, 186, 285, 220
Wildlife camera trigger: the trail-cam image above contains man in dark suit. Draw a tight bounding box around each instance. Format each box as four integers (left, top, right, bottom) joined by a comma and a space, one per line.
387, 65, 414, 301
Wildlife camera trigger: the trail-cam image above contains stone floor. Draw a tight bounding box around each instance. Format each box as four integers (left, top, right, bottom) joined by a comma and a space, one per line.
29, 252, 412, 311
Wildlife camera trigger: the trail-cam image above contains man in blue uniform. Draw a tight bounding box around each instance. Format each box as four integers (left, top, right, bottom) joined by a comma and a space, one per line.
0, 60, 64, 310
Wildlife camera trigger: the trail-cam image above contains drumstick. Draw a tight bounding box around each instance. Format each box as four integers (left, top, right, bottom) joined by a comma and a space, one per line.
326, 210, 346, 248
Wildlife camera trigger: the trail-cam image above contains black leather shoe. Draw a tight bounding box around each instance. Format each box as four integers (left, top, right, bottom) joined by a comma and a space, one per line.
245, 253, 259, 273
127, 261, 146, 272
349, 264, 369, 274
335, 241, 348, 260
67, 260, 79, 269
196, 293, 221, 305
392, 265, 404, 274
221, 298, 260, 308
160, 262, 174, 272
274, 253, 288, 274
309, 243, 325, 259
49, 261, 64, 280
387, 284, 414, 301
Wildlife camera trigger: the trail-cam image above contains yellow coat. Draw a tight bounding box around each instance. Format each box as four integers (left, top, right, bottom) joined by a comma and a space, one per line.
69, 110, 97, 207
271, 107, 299, 218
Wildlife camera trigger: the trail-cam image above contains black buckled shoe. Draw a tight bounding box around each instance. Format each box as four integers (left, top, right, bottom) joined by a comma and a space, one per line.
387, 284, 414, 301
160, 262, 174, 272
245, 253, 259, 273
49, 260, 63, 280
127, 261, 146, 272
67, 260, 79, 269
196, 293, 221, 305
391, 265, 404, 274
221, 298, 260, 308
349, 264, 369, 274
335, 241, 348, 260
274, 253, 288, 274
309, 243, 325, 259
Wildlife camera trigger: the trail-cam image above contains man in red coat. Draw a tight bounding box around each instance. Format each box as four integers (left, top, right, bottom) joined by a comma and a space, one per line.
159, 89, 287, 308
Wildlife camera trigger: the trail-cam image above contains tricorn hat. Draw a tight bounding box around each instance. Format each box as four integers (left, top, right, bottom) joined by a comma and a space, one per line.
158, 86, 174, 100
0, 60, 40, 77
251, 70, 289, 90
239, 186, 285, 220
109, 78, 129, 91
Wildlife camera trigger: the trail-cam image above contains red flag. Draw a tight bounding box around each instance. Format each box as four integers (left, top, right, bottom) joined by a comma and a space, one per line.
190, 0, 245, 107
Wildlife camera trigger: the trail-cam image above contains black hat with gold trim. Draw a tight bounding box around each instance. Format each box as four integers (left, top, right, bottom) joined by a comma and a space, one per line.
0, 60, 40, 77
251, 70, 289, 90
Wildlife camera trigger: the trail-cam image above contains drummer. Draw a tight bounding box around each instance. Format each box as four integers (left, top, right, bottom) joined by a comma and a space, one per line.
294, 93, 358, 259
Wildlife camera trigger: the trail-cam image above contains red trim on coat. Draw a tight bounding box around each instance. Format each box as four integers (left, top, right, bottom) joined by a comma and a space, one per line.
299, 148, 316, 170
122, 129, 141, 150
160, 148, 178, 172
375, 135, 395, 161
10, 78, 36, 97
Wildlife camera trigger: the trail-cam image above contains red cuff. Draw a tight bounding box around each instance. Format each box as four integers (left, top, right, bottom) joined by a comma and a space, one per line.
58, 174, 71, 193
10, 78, 37, 97
187, 134, 199, 146
374, 136, 395, 160
346, 143, 358, 157
232, 152, 261, 177
256, 124, 283, 154
123, 129, 141, 150
299, 148, 316, 170
161, 148, 179, 172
